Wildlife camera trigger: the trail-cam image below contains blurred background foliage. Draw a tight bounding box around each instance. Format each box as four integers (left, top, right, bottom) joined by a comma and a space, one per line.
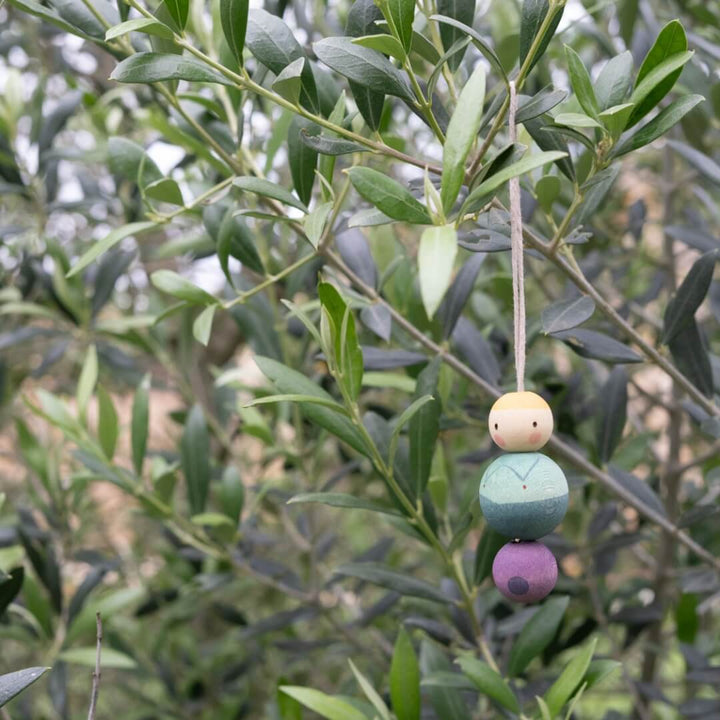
1, 0, 720, 717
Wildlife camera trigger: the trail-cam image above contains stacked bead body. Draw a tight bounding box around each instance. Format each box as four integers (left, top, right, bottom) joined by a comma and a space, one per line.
479, 392, 568, 604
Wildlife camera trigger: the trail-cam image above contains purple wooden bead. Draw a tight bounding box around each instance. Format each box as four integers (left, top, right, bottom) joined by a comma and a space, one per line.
492, 541, 558, 604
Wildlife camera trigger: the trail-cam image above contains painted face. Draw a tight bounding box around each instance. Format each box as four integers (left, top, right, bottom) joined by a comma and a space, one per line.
488, 391, 553, 452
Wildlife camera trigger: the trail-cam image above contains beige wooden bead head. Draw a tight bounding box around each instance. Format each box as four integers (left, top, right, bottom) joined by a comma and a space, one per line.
488, 391, 553, 452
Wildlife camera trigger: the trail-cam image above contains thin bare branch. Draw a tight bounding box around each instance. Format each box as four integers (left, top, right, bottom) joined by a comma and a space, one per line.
87, 613, 103, 720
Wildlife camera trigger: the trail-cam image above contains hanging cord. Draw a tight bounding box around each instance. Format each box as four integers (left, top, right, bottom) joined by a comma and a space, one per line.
508, 80, 526, 391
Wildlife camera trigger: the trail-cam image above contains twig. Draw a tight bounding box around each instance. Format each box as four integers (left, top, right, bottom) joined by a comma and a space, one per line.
87, 613, 103, 720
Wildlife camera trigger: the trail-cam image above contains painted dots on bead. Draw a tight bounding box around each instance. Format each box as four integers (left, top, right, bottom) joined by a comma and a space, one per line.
492, 540, 558, 604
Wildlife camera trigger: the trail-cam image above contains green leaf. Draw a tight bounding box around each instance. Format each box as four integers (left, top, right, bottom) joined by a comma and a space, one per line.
0, 667, 49, 708
421, 672, 475, 690
435, 0, 476, 71
383, 0, 414, 51
5, 0, 98, 40
585, 659, 621, 689
67, 222, 157, 278
594, 51, 633, 110
576, 165, 619, 225
542, 296, 595, 334
59, 647, 136, 670
218, 466, 244, 523
76, 344, 98, 422
441, 64, 485, 212
614, 95, 704, 156
335, 563, 451, 603
318, 283, 364, 400
554, 112, 602, 129
131, 374, 150, 475
564, 45, 598, 117
524, 117, 575, 181
288, 116, 319, 207
151, 270, 216, 305
300, 133, 366, 156
544, 638, 598, 717
272, 58, 306, 104
255, 356, 369, 456
108, 136, 163, 186
345, 0, 386, 131
304, 202, 334, 248
519, 0, 564, 74
246, 9, 319, 112
233, 176, 308, 213
409, 358, 441, 495
554, 328, 642, 364
220, 0, 249, 64
456, 656, 520, 712
663, 250, 718, 343
349, 660, 390, 720
431, 15, 506, 81
596, 367, 628, 464
420, 640, 467, 720
508, 595, 569, 676
192, 305, 216, 347
97, 386, 118, 460
462, 150, 567, 212
473, 526, 508, 584
218, 210, 265, 279
245, 394, 350, 413
598, 103, 635, 139
279, 687, 367, 720
110, 52, 234, 86
314, 37, 414, 101
181, 405, 210, 515
145, 178, 183, 205
535, 174, 560, 212
161, 0, 188, 30
628, 20, 688, 127
668, 320, 713, 397
516, 87, 568, 123
191, 512, 234, 528
288, 492, 400, 515
0, 568, 24, 616
353, 34, 406, 61
347, 167, 431, 224
418, 225, 457, 319
105, 17, 174, 40
628, 49, 693, 127
390, 628, 421, 720
389, 394, 435, 469
536, 695, 552, 720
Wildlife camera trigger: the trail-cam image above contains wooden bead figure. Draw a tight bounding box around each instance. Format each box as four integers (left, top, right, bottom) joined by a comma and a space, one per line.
492, 541, 558, 604
489, 391, 553, 452
477, 83, 569, 603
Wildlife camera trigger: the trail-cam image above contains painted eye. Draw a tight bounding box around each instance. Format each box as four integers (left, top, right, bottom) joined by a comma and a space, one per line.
494, 423, 498, 430
532, 421, 538, 427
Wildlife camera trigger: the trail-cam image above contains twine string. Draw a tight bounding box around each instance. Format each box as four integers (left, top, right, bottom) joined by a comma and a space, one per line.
508, 80, 526, 392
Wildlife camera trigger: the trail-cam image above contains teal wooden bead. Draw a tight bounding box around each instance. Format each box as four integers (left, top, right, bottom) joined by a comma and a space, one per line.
479, 452, 568, 540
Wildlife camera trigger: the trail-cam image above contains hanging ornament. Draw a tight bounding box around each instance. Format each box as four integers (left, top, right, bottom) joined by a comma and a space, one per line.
478, 81, 568, 604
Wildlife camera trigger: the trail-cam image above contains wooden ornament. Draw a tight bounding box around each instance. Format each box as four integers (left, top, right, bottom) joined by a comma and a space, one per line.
488, 391, 553, 452
492, 540, 558, 603
479, 452, 568, 540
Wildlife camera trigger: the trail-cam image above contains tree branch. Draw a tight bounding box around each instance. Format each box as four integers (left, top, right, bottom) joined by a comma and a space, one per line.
87, 613, 103, 720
